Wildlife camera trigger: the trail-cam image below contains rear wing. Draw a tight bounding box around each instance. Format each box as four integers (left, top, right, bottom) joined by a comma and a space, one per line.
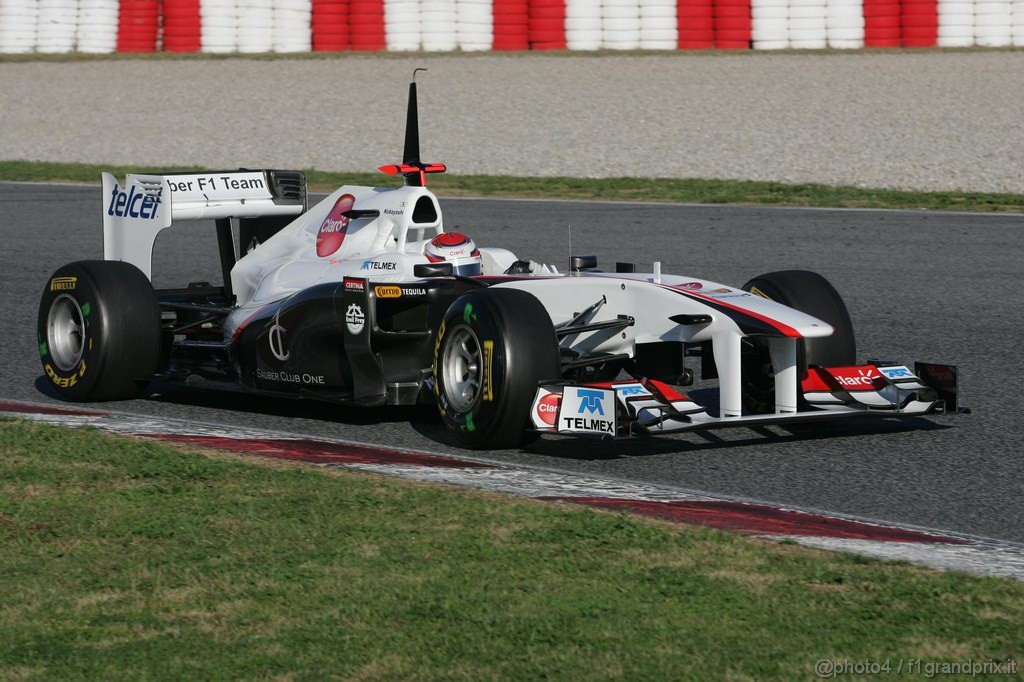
101, 170, 306, 281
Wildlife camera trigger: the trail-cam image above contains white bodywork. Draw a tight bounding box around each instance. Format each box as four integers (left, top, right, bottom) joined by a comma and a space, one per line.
228, 184, 515, 307
223, 182, 837, 420
101, 171, 303, 280
100, 172, 939, 432
490, 274, 831, 418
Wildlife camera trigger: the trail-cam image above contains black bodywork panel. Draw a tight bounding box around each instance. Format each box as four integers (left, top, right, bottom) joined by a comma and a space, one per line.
160, 277, 484, 406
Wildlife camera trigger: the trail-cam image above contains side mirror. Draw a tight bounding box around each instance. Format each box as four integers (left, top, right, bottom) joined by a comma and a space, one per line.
414, 262, 453, 277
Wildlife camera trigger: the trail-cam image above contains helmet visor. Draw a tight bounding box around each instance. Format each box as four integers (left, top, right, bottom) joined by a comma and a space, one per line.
452, 261, 482, 277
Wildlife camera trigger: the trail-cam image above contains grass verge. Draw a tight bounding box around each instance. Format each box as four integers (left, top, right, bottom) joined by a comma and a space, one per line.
3, 159, 1023, 212
1, 419, 1022, 679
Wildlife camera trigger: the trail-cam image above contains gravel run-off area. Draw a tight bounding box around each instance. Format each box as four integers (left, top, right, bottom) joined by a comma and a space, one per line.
1, 52, 1022, 193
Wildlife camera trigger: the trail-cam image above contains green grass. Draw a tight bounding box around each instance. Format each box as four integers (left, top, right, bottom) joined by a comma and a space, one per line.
3, 159, 1024, 212
1, 419, 1021, 679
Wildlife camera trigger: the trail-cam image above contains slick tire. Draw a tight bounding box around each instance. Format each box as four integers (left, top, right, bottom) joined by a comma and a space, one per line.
37, 260, 161, 402
740, 270, 856, 413
433, 288, 560, 449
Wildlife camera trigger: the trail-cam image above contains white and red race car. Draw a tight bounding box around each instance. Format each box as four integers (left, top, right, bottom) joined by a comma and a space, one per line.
37, 76, 960, 449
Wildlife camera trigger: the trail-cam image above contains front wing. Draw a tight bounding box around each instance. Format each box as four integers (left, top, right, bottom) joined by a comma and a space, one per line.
529, 363, 960, 438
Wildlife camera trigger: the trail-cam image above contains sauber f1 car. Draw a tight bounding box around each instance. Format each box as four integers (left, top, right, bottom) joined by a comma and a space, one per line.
37, 75, 962, 450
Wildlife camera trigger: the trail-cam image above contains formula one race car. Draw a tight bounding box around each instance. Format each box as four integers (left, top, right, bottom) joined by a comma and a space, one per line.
37, 74, 961, 449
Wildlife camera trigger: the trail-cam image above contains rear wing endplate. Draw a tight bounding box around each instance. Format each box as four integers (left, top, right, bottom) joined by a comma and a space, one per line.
101, 170, 306, 280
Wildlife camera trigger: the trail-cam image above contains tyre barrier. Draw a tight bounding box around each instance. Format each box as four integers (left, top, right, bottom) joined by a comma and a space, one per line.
421, 0, 456, 51
458, 0, 494, 51
163, 0, 202, 52
38, 0, 79, 53
565, 0, 600, 49
714, 0, 752, 49
273, 0, 311, 52
864, 0, 900, 44
640, 0, 677, 49
116, 0, 158, 52
78, 0, 118, 53
493, 0, 529, 49
679, 0, 715, 47
383, 0, 417, 50
0, 0, 36, 54
974, 0, 1011, 45
237, 0, 273, 53
938, 0, 973, 46
603, 0, 641, 50
312, 0, 348, 51
0, 0, 1019, 53
1015, 0, 1024, 44
788, 0, 827, 49
200, 0, 236, 53
827, 0, 865, 48
528, 0, 564, 49
901, 0, 937, 46
349, 0, 385, 50
752, 0, 787, 48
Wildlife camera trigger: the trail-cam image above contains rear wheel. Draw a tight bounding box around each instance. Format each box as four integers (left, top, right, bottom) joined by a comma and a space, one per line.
741, 270, 856, 413
433, 288, 561, 449
37, 260, 161, 401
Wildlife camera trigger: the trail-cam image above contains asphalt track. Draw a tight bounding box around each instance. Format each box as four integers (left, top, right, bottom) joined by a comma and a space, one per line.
2, 181, 1022, 543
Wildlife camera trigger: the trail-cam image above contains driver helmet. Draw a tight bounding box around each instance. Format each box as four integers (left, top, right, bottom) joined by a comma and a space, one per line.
424, 232, 482, 276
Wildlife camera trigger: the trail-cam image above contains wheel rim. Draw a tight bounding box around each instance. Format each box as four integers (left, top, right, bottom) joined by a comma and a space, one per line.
441, 325, 482, 413
47, 293, 85, 372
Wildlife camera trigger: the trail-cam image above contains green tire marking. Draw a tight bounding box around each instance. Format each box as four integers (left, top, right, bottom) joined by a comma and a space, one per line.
39, 341, 48, 358
81, 302, 91, 317
463, 303, 477, 324
465, 412, 476, 432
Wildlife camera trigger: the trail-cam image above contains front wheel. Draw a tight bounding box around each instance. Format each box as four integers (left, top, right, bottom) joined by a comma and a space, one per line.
741, 270, 856, 413
433, 288, 561, 449
37, 260, 161, 401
